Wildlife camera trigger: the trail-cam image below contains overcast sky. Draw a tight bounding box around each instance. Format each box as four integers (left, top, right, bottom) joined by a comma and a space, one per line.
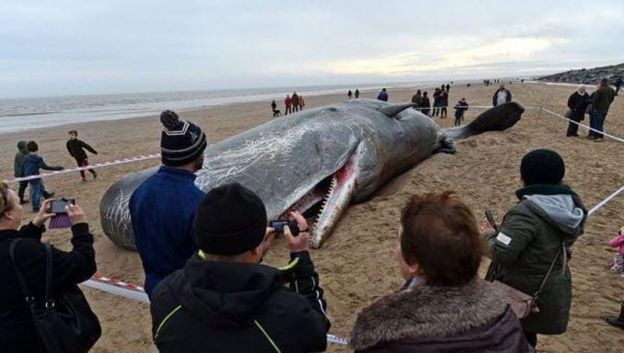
1, 0, 622, 98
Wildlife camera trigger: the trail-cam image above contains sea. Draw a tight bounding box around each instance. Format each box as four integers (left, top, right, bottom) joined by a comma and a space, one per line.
0, 80, 457, 135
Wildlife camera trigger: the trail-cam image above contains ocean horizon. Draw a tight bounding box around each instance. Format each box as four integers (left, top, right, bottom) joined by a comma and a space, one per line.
0, 79, 486, 135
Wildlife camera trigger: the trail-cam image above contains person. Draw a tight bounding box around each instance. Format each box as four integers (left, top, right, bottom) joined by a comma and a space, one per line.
21, 141, 63, 212
454, 98, 469, 126
299, 95, 305, 110
270, 100, 281, 117
0, 182, 98, 353
608, 227, 624, 274
150, 183, 330, 353
485, 149, 587, 349
587, 78, 616, 142
411, 89, 422, 109
446, 83, 450, 93
284, 95, 292, 115
291, 92, 300, 113
492, 83, 512, 106
377, 88, 388, 102
565, 86, 590, 137
13, 141, 30, 205
129, 110, 207, 297
421, 91, 431, 116
440, 89, 449, 118
432, 88, 441, 117
66, 130, 98, 181
355, 88, 360, 98
615, 76, 623, 96
348, 89, 353, 99
350, 192, 530, 353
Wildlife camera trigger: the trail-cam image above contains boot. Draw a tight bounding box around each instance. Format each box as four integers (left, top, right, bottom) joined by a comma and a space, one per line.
606, 301, 624, 329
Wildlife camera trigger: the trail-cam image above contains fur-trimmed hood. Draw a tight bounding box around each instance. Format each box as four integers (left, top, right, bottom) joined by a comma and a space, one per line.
350, 278, 529, 352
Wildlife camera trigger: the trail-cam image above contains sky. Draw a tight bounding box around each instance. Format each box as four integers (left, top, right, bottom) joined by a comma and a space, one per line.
1, 0, 623, 98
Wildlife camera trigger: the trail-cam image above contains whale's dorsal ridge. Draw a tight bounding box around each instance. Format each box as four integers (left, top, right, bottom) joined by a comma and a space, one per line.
380, 103, 416, 119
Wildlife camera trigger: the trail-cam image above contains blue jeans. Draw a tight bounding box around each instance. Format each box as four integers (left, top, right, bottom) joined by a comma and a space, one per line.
590, 110, 607, 138
29, 179, 42, 211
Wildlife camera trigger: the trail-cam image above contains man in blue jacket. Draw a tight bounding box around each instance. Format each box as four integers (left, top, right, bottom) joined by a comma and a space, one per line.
129, 110, 207, 297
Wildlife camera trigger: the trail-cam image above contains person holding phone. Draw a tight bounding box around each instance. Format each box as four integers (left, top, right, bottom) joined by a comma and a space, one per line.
150, 182, 330, 353
0, 182, 97, 353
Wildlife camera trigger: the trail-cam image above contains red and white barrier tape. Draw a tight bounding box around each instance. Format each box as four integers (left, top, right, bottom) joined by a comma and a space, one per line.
81, 274, 349, 346
4, 153, 161, 183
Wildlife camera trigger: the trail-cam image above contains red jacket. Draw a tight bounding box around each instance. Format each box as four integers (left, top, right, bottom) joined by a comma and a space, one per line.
285, 97, 292, 106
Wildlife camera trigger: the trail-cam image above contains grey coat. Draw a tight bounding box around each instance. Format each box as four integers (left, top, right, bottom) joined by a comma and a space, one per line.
13, 141, 28, 177
350, 279, 531, 353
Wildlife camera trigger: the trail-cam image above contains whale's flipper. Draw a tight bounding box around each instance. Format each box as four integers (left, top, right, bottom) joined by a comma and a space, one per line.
381, 103, 416, 119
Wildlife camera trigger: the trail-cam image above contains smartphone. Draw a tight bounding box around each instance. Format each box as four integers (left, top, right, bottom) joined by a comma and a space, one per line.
269, 219, 300, 236
50, 198, 75, 214
485, 209, 498, 232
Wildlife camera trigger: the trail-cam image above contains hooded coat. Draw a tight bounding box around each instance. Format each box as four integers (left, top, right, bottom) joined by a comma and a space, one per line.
13, 141, 28, 178
486, 184, 587, 334
150, 251, 330, 353
350, 279, 532, 353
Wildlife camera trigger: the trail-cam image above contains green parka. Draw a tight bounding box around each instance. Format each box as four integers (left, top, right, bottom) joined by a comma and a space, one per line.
486, 184, 587, 335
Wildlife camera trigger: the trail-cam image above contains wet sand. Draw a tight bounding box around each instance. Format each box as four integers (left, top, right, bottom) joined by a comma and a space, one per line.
1, 82, 623, 352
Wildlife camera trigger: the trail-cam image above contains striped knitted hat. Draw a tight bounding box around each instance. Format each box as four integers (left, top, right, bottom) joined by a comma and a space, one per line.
160, 110, 207, 167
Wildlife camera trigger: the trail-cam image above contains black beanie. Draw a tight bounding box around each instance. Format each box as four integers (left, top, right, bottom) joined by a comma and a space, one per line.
520, 149, 565, 186
194, 183, 267, 256
160, 110, 207, 167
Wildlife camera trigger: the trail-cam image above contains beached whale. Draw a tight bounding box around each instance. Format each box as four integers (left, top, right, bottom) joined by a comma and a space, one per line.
100, 99, 524, 250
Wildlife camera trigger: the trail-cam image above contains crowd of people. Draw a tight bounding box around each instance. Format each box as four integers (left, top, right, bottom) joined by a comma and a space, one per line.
271, 92, 306, 116
565, 79, 616, 141
12, 130, 98, 212
2, 77, 623, 353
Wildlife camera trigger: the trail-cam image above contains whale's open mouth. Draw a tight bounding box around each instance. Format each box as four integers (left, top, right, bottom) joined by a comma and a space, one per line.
279, 145, 362, 248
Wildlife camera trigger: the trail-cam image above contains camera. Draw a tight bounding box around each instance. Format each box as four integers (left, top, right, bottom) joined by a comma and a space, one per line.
269, 219, 300, 236
50, 198, 75, 214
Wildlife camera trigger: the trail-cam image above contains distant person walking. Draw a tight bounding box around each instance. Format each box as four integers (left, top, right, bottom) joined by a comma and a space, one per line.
411, 89, 422, 108
284, 95, 292, 115
354, 89, 360, 98
299, 96, 305, 110
21, 141, 63, 212
66, 130, 98, 181
492, 83, 512, 106
454, 98, 469, 126
432, 88, 441, 117
440, 89, 449, 118
615, 77, 623, 96
292, 92, 300, 112
587, 78, 616, 141
421, 91, 431, 116
565, 86, 590, 137
13, 141, 30, 205
377, 88, 388, 102
446, 83, 450, 93
348, 90, 353, 99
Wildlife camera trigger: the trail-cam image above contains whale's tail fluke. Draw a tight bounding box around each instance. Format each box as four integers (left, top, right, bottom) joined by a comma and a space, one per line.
442, 102, 524, 140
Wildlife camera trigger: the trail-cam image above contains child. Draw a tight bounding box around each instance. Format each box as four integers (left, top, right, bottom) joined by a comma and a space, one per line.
454, 98, 469, 127
21, 141, 63, 212
609, 228, 624, 274
66, 130, 98, 181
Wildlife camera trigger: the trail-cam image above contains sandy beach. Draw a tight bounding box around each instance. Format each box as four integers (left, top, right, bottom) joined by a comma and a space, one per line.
1, 82, 623, 353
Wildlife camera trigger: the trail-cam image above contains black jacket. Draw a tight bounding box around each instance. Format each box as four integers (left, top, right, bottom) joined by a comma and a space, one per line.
66, 139, 97, 161
0, 222, 96, 353
492, 88, 512, 106
567, 92, 590, 121
151, 251, 330, 353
